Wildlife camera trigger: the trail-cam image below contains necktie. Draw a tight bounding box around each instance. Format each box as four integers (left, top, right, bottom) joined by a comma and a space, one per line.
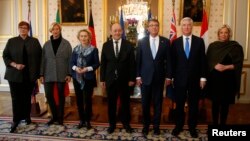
151, 39, 156, 59
115, 41, 119, 58
185, 37, 190, 58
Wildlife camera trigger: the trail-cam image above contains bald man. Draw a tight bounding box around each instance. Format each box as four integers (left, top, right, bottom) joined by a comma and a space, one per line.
100, 23, 136, 134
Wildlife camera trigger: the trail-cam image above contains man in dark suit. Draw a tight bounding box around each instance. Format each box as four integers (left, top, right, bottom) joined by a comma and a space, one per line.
100, 23, 136, 134
136, 19, 172, 136
171, 17, 206, 138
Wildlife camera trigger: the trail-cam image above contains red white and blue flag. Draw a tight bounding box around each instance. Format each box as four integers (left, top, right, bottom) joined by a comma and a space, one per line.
169, 9, 177, 43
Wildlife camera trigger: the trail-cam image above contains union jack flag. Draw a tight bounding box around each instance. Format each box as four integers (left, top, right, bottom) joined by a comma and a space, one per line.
169, 9, 177, 43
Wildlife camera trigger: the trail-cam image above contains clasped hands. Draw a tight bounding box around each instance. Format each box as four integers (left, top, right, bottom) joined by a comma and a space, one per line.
75, 67, 88, 74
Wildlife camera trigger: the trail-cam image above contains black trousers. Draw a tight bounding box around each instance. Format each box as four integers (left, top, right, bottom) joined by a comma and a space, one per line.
174, 86, 200, 130
106, 80, 131, 128
73, 79, 94, 122
141, 80, 164, 129
212, 100, 229, 125
44, 82, 65, 121
8, 81, 35, 123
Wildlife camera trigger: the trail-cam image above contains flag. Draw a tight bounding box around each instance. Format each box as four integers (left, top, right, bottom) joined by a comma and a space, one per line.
148, 7, 152, 20
167, 8, 177, 102
169, 9, 177, 43
53, 7, 70, 105
28, 7, 39, 97
119, 7, 126, 39
28, 8, 33, 37
88, 8, 97, 47
145, 7, 152, 36
200, 9, 208, 50
56, 8, 60, 23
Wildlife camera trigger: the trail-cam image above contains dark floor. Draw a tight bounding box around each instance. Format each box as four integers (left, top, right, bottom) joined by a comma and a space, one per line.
0, 92, 250, 125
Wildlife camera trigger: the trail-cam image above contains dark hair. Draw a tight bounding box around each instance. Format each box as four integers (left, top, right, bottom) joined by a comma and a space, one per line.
18, 21, 30, 29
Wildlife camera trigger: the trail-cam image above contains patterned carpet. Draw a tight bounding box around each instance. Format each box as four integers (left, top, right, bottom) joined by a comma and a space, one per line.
0, 117, 208, 141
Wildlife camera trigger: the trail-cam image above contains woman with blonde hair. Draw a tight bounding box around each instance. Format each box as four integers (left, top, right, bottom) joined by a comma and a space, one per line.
206, 24, 244, 125
40, 22, 72, 125
70, 29, 99, 129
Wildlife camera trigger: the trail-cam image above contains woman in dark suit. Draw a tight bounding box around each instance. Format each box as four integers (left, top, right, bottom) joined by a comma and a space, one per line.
70, 29, 99, 129
3, 21, 42, 133
40, 22, 72, 126
207, 24, 244, 125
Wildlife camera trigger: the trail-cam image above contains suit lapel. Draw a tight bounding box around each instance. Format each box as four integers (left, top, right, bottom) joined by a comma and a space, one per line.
145, 37, 154, 59
155, 37, 164, 59
118, 39, 125, 60
179, 36, 187, 59
189, 35, 195, 58
109, 40, 116, 59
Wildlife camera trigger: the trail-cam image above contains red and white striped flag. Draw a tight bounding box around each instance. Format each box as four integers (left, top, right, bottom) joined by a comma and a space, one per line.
169, 9, 177, 43
200, 9, 208, 50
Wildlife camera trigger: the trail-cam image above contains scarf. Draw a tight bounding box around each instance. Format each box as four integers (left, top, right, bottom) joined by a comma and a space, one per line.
206, 40, 244, 94
75, 44, 94, 89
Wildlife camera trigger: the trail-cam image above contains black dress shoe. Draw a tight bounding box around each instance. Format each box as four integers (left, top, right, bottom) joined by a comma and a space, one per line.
58, 119, 63, 125
171, 128, 182, 136
189, 129, 198, 138
142, 127, 149, 136
77, 121, 86, 129
107, 127, 115, 134
46, 119, 56, 126
153, 128, 160, 135
10, 122, 19, 133
86, 122, 92, 130
25, 118, 32, 125
124, 125, 133, 133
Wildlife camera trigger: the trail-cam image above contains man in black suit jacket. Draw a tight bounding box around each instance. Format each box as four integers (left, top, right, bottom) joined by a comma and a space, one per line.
136, 19, 172, 136
171, 17, 206, 138
100, 23, 136, 134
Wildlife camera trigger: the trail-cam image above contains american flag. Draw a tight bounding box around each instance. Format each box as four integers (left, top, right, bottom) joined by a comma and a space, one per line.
169, 9, 177, 43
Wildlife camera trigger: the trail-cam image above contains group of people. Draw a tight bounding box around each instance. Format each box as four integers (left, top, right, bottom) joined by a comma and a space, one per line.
3, 17, 243, 139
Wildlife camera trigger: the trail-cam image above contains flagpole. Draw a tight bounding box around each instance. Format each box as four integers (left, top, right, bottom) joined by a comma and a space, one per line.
172, 0, 175, 11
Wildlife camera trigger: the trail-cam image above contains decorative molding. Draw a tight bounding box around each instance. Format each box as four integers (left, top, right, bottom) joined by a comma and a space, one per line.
240, 71, 247, 95
243, 64, 250, 68
0, 0, 14, 38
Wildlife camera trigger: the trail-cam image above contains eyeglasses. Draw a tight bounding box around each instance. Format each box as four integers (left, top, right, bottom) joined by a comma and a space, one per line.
19, 26, 28, 30
148, 24, 159, 27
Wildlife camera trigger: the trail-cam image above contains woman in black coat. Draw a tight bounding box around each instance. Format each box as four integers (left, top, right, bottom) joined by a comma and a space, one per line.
207, 24, 244, 125
3, 21, 42, 133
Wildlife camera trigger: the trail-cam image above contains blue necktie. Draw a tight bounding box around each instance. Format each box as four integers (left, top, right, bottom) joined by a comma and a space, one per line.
185, 38, 190, 58
151, 39, 156, 59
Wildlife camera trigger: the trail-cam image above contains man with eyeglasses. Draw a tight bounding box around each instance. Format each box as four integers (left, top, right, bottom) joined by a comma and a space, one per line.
136, 19, 172, 136
3, 21, 42, 133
